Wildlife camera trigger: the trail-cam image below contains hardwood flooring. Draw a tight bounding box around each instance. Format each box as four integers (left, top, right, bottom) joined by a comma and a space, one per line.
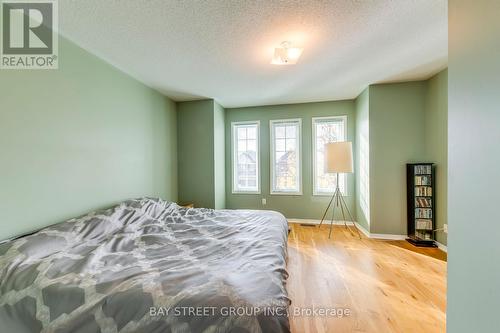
286, 223, 447, 333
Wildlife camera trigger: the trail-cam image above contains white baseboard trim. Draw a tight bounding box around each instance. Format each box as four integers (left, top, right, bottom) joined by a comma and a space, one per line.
435, 241, 447, 252
368, 233, 406, 240
354, 222, 370, 238
287, 218, 405, 240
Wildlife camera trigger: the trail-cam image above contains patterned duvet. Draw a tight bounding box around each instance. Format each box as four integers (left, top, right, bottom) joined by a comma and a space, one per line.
0, 198, 290, 333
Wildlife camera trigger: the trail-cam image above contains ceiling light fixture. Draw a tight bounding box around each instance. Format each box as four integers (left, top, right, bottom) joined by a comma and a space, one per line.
271, 41, 303, 65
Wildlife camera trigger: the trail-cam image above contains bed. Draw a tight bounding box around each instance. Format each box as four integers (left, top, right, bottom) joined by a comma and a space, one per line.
0, 198, 290, 333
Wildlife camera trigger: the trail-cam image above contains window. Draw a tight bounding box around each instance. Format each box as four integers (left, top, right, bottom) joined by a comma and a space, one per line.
232, 121, 260, 193
359, 133, 370, 223
270, 119, 302, 194
312, 116, 347, 195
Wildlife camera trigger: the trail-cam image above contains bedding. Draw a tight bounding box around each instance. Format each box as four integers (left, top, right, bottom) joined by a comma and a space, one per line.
0, 198, 290, 333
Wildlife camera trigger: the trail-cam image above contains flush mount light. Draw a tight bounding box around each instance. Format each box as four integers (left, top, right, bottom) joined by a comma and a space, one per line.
271, 41, 303, 65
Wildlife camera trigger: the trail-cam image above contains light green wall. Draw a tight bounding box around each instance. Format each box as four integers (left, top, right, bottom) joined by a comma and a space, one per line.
177, 99, 226, 209
368, 82, 427, 235
213, 101, 226, 209
225, 100, 356, 219
448, 1, 500, 331
0, 36, 177, 241
354, 77, 448, 237
177, 100, 215, 208
424, 69, 448, 245
354, 88, 370, 230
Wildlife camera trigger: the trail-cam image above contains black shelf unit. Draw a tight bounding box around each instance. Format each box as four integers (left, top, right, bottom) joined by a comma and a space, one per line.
406, 163, 437, 247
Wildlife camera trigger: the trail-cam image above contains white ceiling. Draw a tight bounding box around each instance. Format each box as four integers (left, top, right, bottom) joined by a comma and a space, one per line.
59, 0, 447, 108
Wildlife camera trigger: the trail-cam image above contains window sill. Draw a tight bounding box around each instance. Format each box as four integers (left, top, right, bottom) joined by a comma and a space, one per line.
232, 191, 261, 195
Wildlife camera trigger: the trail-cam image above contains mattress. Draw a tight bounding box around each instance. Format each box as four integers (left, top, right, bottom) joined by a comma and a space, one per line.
0, 198, 290, 332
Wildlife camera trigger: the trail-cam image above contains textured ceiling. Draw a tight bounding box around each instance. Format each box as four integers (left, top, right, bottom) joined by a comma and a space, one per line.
59, 0, 447, 108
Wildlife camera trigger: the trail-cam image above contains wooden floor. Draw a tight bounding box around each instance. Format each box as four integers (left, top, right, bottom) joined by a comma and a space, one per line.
287, 223, 447, 333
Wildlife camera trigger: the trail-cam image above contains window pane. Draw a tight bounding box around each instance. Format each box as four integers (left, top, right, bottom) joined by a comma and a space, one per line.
275, 139, 286, 152
275, 151, 285, 161
233, 123, 259, 192
271, 120, 301, 193
247, 127, 256, 139
237, 127, 247, 140
237, 139, 246, 152
313, 117, 346, 194
286, 126, 296, 138
286, 138, 296, 151
247, 139, 256, 152
275, 126, 286, 138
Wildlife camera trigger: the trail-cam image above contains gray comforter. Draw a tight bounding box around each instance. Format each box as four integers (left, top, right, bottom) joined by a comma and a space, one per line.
0, 198, 290, 333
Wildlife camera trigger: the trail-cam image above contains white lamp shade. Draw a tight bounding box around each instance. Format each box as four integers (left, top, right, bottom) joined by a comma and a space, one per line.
324, 141, 353, 173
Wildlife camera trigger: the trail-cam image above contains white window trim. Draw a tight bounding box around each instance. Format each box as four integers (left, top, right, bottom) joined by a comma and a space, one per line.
231, 120, 261, 194
312, 115, 348, 196
270, 118, 303, 195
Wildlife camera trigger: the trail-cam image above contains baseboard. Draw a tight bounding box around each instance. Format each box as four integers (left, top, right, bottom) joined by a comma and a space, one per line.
369, 233, 407, 240
435, 241, 448, 252
353, 222, 371, 238
287, 218, 405, 240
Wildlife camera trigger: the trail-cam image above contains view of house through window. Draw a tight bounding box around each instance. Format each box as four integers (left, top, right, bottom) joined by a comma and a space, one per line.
232, 122, 260, 193
270, 119, 302, 194
313, 116, 347, 194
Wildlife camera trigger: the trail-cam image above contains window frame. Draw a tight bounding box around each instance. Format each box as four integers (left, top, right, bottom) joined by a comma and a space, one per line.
231, 121, 261, 194
269, 118, 303, 195
312, 115, 348, 196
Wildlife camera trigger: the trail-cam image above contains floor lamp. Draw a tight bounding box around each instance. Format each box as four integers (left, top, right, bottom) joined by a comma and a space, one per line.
318, 141, 361, 239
